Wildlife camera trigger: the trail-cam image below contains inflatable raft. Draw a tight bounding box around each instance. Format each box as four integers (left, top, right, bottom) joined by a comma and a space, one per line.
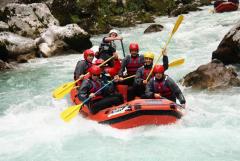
70, 88, 183, 129
215, 2, 238, 13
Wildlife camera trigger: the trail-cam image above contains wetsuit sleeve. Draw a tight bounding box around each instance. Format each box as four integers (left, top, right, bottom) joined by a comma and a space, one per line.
78, 80, 91, 101
74, 61, 87, 80
118, 56, 128, 76
102, 37, 108, 42
140, 54, 145, 64
134, 67, 143, 85
166, 77, 186, 104
163, 55, 169, 71
145, 79, 154, 98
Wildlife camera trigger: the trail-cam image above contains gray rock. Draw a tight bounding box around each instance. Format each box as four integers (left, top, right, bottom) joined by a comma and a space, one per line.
0, 32, 37, 60
181, 60, 240, 89
0, 59, 15, 70
144, 24, 163, 34
0, 0, 18, 9
2, 3, 59, 38
170, 3, 201, 17
0, 21, 9, 31
38, 24, 92, 57
212, 20, 240, 65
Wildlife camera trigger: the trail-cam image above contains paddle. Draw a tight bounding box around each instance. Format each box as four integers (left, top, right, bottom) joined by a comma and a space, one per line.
145, 15, 184, 82
169, 57, 185, 67
60, 80, 114, 122
52, 55, 115, 100
120, 40, 126, 57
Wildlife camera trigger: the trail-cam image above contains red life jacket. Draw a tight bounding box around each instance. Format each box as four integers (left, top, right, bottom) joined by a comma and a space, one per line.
114, 59, 121, 72
89, 79, 103, 101
126, 55, 144, 75
153, 77, 172, 98
143, 68, 152, 80
139, 66, 153, 80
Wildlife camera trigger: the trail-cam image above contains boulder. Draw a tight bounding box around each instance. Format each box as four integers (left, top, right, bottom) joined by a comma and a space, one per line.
38, 24, 92, 57
0, 32, 37, 61
0, 0, 18, 9
144, 24, 163, 34
1, 3, 59, 38
170, 3, 201, 17
181, 59, 240, 89
0, 59, 15, 70
0, 21, 9, 31
16, 52, 36, 63
212, 20, 240, 65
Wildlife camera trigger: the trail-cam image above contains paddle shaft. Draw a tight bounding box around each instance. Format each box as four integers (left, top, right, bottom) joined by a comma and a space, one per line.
76, 80, 114, 110
122, 75, 135, 80
120, 40, 126, 57
145, 15, 184, 82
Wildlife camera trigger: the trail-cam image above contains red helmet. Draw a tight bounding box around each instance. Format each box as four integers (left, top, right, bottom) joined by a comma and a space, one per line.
153, 65, 165, 74
129, 43, 139, 52
95, 59, 104, 65
88, 65, 101, 75
83, 49, 94, 60
105, 68, 117, 77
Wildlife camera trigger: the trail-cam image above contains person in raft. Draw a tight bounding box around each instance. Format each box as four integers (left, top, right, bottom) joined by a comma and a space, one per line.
133, 50, 168, 98
116, 42, 144, 86
94, 58, 123, 102
77, 65, 123, 114
96, 29, 123, 67
144, 65, 186, 107
73, 49, 94, 82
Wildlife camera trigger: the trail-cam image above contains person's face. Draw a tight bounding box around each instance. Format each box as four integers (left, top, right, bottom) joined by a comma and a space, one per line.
145, 57, 153, 65
87, 55, 94, 62
110, 33, 117, 37
155, 72, 163, 79
130, 50, 138, 56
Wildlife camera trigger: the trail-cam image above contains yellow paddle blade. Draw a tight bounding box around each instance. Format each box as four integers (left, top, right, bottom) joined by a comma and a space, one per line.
52, 55, 114, 99
60, 103, 83, 122
165, 15, 184, 48
52, 81, 75, 99
171, 15, 184, 36
169, 58, 185, 67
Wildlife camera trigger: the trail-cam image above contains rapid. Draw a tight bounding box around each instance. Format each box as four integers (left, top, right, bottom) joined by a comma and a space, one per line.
0, 6, 240, 161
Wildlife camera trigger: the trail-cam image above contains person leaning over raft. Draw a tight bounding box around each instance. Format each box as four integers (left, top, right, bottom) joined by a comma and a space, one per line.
96, 29, 123, 67
73, 49, 94, 82
144, 65, 186, 107
77, 65, 123, 114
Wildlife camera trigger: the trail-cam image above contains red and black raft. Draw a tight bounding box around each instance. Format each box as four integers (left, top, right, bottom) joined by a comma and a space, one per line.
70, 88, 183, 129
214, 1, 239, 13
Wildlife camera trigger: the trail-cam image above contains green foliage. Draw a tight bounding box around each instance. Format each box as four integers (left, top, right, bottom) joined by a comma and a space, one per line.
70, 14, 81, 24
125, 0, 145, 11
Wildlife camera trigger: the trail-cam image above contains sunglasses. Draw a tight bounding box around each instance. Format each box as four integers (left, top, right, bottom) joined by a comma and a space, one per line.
92, 74, 100, 76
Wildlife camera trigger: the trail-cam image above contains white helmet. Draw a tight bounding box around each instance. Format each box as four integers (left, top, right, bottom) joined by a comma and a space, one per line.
109, 29, 119, 36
